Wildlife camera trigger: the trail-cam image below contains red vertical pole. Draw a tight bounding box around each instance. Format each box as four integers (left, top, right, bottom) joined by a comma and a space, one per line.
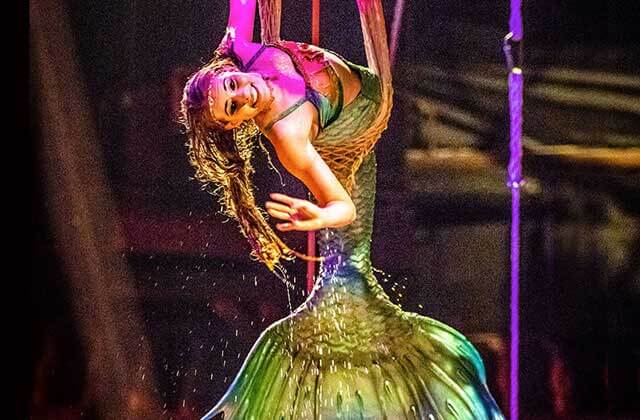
306, 231, 316, 293
312, 0, 320, 46
307, 0, 321, 294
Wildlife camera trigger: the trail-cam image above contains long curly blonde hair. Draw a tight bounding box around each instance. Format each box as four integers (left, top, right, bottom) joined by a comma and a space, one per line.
179, 51, 300, 271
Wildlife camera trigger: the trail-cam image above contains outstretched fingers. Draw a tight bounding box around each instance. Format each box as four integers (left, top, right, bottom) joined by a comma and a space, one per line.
265, 200, 293, 221
269, 193, 300, 207
276, 219, 321, 232
268, 193, 324, 231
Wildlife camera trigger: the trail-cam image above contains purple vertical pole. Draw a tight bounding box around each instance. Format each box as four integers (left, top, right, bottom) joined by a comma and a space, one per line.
505, 1, 523, 419
389, 0, 406, 66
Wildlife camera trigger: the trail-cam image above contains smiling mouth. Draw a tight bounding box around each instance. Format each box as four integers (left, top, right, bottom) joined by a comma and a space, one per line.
251, 84, 259, 107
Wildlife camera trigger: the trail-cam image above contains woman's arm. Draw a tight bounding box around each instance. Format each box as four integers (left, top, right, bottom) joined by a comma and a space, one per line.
227, 0, 257, 42
265, 116, 356, 231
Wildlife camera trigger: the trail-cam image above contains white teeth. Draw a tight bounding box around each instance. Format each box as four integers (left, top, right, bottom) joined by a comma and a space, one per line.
251, 85, 258, 107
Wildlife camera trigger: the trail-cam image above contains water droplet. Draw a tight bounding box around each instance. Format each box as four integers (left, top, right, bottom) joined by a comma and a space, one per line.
384, 379, 392, 395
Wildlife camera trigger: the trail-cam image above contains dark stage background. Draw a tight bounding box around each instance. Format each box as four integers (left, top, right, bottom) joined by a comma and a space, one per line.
30, 1, 638, 419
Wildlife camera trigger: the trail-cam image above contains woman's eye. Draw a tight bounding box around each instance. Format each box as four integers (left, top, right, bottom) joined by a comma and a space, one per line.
230, 79, 236, 90
230, 101, 237, 113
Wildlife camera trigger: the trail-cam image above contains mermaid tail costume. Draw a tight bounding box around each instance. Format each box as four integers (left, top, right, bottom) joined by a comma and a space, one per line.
201, 1, 504, 418
202, 52, 503, 420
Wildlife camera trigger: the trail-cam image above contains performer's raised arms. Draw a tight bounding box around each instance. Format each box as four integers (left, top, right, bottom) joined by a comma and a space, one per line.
226, 0, 256, 42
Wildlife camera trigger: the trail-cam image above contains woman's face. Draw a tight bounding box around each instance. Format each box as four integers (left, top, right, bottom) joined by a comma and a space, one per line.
207, 70, 271, 129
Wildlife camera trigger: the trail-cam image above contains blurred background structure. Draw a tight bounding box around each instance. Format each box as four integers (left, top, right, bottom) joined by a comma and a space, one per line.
30, 0, 638, 419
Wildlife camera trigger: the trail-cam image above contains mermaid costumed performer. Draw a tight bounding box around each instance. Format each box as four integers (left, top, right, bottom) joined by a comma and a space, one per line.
180, 0, 504, 418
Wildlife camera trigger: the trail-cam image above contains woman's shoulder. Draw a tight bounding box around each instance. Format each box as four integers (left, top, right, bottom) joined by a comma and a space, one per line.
218, 29, 270, 71
276, 41, 360, 85
274, 40, 343, 68
260, 101, 320, 144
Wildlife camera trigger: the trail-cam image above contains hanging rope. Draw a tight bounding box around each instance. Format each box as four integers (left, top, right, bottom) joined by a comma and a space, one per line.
307, 0, 321, 294
503, 1, 523, 419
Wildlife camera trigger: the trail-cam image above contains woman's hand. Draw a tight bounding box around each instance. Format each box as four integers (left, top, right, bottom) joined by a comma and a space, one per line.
266, 192, 356, 231
266, 193, 326, 232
